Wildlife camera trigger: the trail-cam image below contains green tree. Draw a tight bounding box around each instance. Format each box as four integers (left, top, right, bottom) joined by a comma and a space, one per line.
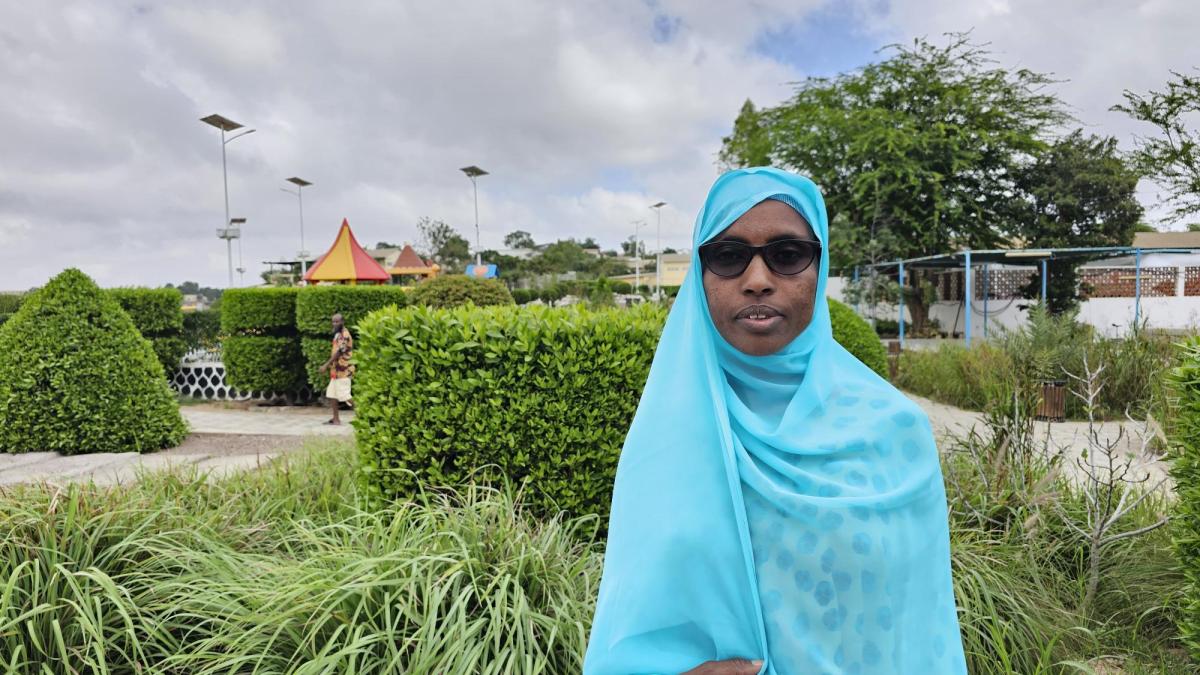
721, 35, 1067, 331
416, 218, 472, 272
1015, 130, 1144, 313
532, 240, 592, 274
1114, 70, 1200, 222
503, 230, 536, 249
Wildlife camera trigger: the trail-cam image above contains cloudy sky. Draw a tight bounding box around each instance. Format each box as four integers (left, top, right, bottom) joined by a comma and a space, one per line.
1, 1, 1198, 290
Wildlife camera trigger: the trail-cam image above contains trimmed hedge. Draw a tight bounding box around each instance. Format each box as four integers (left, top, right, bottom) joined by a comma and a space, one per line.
221, 288, 303, 394
1168, 337, 1200, 658
223, 336, 306, 393
408, 275, 514, 308
0, 269, 186, 453
0, 292, 24, 315
220, 288, 298, 334
183, 310, 222, 351
829, 297, 888, 377
296, 286, 409, 389
107, 288, 184, 335
107, 287, 186, 373
354, 304, 664, 521
295, 286, 408, 335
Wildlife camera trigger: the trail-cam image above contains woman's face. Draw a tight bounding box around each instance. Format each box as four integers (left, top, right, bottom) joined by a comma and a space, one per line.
702, 199, 819, 356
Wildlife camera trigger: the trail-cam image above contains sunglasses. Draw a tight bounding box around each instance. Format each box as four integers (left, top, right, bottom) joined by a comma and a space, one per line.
698, 238, 822, 277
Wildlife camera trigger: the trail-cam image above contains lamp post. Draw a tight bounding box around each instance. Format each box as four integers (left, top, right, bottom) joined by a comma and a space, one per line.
200, 114, 255, 287
460, 165, 488, 267
282, 177, 313, 281
632, 220, 647, 295
650, 201, 666, 298
231, 217, 247, 286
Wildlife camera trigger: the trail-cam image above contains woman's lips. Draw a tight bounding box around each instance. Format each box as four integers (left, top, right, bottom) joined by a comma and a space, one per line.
735, 304, 783, 333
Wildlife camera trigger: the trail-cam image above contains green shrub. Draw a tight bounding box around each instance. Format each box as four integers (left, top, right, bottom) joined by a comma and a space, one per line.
1169, 337, 1200, 658
873, 318, 899, 337
511, 288, 538, 305
182, 309, 221, 351
222, 336, 306, 393
221, 288, 303, 394
354, 304, 663, 521
0, 269, 186, 453
107, 287, 184, 335
828, 298, 887, 377
408, 275, 514, 308
107, 287, 186, 372
301, 336, 336, 390
897, 311, 1177, 420
149, 337, 189, 373
295, 285, 408, 335
0, 292, 24, 314
220, 287, 298, 334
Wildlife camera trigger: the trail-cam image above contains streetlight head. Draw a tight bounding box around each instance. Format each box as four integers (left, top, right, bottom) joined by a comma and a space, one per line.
200, 114, 243, 131
230, 217, 247, 224
460, 165, 488, 178
651, 201, 667, 209
286, 176, 313, 187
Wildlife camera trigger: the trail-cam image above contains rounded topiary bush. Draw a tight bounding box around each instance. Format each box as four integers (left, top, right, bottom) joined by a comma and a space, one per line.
408, 275, 514, 308
0, 269, 187, 454
828, 297, 888, 377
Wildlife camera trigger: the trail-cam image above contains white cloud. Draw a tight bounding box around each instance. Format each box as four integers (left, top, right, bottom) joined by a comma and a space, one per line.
0, 0, 1196, 290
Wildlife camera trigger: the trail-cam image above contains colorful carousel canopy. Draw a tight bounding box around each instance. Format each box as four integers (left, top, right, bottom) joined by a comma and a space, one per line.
304, 218, 391, 285
387, 244, 439, 277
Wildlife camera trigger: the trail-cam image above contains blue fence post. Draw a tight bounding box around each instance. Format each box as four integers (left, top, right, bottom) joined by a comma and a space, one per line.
964, 250, 973, 346
898, 262, 906, 351
1041, 259, 1048, 304
853, 265, 861, 317
982, 263, 989, 339
1135, 248, 1143, 328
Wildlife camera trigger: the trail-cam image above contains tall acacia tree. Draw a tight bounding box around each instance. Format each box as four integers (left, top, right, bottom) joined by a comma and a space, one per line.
1115, 70, 1200, 223
721, 35, 1068, 330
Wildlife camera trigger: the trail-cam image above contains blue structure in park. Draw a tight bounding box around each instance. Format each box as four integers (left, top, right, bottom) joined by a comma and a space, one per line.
858, 246, 1198, 348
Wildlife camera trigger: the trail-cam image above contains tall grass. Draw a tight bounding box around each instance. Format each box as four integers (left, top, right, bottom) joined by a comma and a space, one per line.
0, 440, 602, 673
0, 433, 1188, 673
897, 307, 1179, 421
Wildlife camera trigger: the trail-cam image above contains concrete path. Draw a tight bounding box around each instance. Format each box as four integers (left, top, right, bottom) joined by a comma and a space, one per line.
0, 397, 1169, 489
183, 405, 354, 436
0, 404, 353, 488
911, 393, 1171, 488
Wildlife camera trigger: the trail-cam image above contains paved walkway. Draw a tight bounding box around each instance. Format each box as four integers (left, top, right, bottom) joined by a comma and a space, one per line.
0, 404, 353, 487
0, 398, 1170, 489
913, 393, 1170, 488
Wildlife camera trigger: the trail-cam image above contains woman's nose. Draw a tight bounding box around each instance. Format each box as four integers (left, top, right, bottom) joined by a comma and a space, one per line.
740, 254, 775, 296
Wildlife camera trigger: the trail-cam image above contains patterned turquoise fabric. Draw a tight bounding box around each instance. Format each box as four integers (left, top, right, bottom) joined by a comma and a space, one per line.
585, 168, 966, 674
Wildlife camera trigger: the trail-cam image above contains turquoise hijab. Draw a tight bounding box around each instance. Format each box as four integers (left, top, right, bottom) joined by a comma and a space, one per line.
585, 168, 966, 674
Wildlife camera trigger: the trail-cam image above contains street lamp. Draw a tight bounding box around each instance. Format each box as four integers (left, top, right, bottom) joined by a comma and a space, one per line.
281, 177, 313, 280
230, 218, 247, 286
200, 114, 255, 287
460, 165, 488, 267
632, 220, 647, 295
650, 201, 666, 298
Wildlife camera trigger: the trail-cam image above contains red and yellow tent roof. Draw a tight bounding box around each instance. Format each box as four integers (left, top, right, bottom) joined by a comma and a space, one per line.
387, 244, 439, 277
304, 219, 390, 284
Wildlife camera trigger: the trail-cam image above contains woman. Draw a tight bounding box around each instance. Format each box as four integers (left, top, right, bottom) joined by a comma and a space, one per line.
584, 168, 966, 674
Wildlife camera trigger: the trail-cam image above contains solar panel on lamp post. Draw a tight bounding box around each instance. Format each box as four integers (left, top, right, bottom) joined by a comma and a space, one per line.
650, 201, 666, 298
282, 177, 313, 282
460, 165, 488, 268
200, 114, 255, 287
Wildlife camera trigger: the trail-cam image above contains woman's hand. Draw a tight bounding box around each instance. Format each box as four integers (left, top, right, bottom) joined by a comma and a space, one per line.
683, 659, 763, 674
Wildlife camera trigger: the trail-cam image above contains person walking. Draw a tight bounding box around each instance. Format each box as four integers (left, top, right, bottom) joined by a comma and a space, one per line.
318, 313, 353, 425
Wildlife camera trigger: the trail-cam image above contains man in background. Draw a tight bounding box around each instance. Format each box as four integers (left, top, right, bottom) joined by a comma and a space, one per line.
318, 313, 353, 425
